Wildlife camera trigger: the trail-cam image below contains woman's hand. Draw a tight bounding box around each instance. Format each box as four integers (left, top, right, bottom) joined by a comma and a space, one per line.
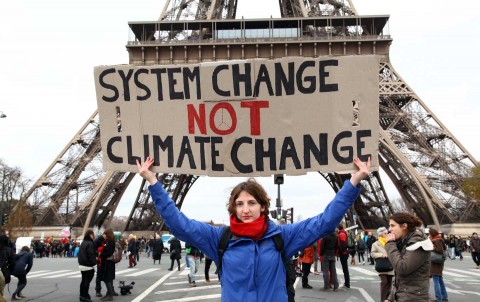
386, 233, 396, 242
136, 156, 158, 185
350, 156, 371, 186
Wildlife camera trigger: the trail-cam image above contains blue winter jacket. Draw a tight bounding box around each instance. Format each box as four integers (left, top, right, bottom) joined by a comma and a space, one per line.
149, 180, 361, 302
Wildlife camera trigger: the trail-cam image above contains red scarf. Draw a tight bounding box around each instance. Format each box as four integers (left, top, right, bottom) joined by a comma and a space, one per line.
229, 214, 268, 241
432, 234, 442, 240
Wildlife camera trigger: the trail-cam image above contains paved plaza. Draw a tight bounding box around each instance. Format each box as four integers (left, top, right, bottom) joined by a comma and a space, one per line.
7, 253, 480, 302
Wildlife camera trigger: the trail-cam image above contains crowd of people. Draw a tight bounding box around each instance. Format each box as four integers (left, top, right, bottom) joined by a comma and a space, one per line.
0, 155, 477, 301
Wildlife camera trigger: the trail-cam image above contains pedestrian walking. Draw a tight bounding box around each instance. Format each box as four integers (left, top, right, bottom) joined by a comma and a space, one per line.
337, 224, 351, 289
428, 228, 448, 302
299, 245, 314, 289
136, 156, 371, 301
0, 234, 15, 302
347, 230, 356, 265
320, 232, 339, 291
204, 255, 213, 283
167, 237, 182, 271
366, 231, 377, 265
78, 229, 97, 302
98, 229, 116, 301
93, 235, 105, 298
371, 227, 393, 302
313, 241, 320, 274
152, 234, 164, 264
447, 235, 456, 260
11, 246, 33, 301
185, 243, 201, 287
356, 234, 367, 264
470, 232, 480, 268
455, 235, 464, 260
127, 234, 137, 268
385, 212, 433, 301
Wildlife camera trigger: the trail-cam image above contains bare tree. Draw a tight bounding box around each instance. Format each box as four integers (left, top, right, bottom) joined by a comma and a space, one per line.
0, 159, 31, 231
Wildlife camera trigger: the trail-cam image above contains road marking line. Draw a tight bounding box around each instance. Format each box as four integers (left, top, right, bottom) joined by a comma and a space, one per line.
164, 278, 219, 286
29, 270, 72, 278
443, 271, 467, 277
349, 267, 378, 276
155, 294, 221, 302
336, 268, 344, 275
351, 286, 375, 302
131, 263, 186, 302
117, 268, 139, 275
27, 270, 49, 275
444, 281, 461, 289
154, 285, 221, 294
447, 268, 480, 277
125, 268, 160, 277
44, 271, 79, 278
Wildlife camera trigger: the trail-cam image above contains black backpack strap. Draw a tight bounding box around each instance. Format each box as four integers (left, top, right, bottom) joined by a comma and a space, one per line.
272, 232, 296, 301
272, 233, 289, 266
217, 226, 232, 274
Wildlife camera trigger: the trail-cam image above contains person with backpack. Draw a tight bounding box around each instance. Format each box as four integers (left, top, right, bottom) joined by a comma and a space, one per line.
346, 230, 356, 265
137, 156, 370, 301
11, 246, 33, 301
185, 242, 201, 287
320, 232, 339, 291
356, 235, 367, 265
167, 237, 182, 271
78, 229, 97, 302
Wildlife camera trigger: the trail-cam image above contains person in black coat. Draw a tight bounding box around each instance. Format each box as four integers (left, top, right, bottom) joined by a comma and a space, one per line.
1, 234, 16, 300
152, 234, 164, 264
98, 229, 115, 301
78, 229, 97, 302
11, 246, 33, 301
167, 237, 182, 271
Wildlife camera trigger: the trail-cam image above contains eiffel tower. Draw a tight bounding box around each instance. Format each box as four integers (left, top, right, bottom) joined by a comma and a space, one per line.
15, 0, 479, 235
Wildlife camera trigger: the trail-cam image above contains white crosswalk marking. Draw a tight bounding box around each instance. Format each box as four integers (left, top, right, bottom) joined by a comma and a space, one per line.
446, 268, 480, 277
154, 285, 221, 294
27, 270, 50, 276
44, 271, 79, 278
349, 267, 378, 276
29, 270, 72, 278
443, 270, 467, 277
125, 268, 160, 277
156, 294, 221, 302
164, 278, 219, 286
116, 268, 139, 275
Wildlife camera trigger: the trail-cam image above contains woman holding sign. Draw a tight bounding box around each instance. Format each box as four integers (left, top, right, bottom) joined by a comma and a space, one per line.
136, 156, 370, 302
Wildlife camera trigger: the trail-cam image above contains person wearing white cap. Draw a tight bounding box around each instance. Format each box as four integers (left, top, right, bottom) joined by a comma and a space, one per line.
371, 226, 394, 302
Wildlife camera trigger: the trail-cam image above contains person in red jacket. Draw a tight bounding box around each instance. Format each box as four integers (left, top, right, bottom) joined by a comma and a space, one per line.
299, 245, 314, 289
337, 224, 351, 289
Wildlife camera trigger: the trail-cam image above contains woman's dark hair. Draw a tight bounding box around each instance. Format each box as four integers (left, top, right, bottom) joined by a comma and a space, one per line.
21, 246, 30, 252
390, 212, 422, 233
103, 229, 114, 242
0, 235, 8, 249
84, 229, 95, 241
227, 178, 271, 216
429, 228, 439, 237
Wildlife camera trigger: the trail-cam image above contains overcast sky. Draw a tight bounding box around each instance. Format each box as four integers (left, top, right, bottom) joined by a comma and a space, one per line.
0, 0, 478, 225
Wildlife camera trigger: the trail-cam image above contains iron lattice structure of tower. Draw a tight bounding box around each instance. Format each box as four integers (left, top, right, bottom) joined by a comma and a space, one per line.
15, 0, 479, 235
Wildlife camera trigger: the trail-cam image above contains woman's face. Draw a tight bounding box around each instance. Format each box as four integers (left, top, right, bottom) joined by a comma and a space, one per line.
389, 219, 407, 239
235, 190, 265, 223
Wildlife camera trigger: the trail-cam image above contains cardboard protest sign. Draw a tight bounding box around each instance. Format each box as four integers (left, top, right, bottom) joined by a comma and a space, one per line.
94, 55, 379, 176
